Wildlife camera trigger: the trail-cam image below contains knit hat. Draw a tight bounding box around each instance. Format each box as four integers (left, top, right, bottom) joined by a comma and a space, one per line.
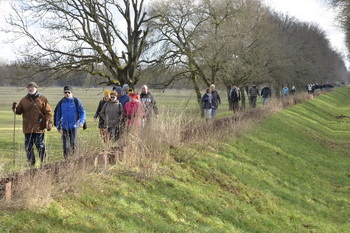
110, 91, 117, 97
64, 85, 73, 92
27, 82, 38, 88
115, 86, 122, 93
103, 90, 111, 95
122, 84, 129, 92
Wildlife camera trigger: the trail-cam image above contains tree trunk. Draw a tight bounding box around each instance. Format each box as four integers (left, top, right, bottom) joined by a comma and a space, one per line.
192, 74, 204, 117
241, 86, 248, 110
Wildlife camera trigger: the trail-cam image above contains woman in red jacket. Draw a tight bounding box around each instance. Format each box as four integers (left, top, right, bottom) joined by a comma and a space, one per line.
124, 92, 145, 130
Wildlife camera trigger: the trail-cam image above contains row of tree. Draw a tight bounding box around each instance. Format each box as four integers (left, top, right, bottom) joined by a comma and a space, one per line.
1, 0, 348, 110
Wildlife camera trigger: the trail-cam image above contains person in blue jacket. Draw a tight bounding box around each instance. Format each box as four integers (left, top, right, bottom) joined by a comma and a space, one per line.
55, 86, 86, 158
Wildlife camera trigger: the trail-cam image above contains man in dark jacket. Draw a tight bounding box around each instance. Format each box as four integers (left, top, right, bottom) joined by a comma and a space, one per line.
12, 82, 53, 166
210, 84, 221, 118
55, 86, 86, 158
140, 85, 158, 125
260, 85, 271, 105
248, 82, 259, 108
229, 84, 240, 113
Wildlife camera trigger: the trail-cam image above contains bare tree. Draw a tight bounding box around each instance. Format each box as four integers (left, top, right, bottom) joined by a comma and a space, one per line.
3, 0, 154, 87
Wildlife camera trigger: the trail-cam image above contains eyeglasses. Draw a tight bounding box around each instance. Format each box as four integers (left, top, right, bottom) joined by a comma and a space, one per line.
64, 91, 71, 94
110, 96, 116, 99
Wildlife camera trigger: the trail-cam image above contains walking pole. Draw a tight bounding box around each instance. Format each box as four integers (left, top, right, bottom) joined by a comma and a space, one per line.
12, 102, 17, 167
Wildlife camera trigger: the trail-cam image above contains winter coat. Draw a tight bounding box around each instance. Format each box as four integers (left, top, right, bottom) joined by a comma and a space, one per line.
15, 92, 53, 134
229, 87, 240, 102
202, 93, 212, 110
140, 92, 158, 119
118, 94, 129, 108
55, 97, 86, 130
248, 86, 259, 97
261, 87, 271, 98
282, 87, 289, 96
211, 90, 221, 108
99, 100, 124, 128
124, 100, 145, 127
94, 98, 108, 128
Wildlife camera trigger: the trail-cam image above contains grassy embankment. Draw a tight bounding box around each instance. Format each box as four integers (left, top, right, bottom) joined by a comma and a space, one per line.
0, 87, 349, 232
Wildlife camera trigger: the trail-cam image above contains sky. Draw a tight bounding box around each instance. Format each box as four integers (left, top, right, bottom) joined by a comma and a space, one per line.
0, 0, 348, 66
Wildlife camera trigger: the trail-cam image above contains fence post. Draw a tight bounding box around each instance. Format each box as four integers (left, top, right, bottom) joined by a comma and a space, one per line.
5, 182, 12, 201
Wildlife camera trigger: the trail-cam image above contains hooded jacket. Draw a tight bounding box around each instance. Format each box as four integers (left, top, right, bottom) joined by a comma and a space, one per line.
99, 100, 124, 128
15, 92, 53, 134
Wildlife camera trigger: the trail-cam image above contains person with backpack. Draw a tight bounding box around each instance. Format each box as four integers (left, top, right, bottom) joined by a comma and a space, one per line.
12, 82, 53, 167
99, 91, 124, 141
229, 84, 240, 113
140, 85, 158, 125
248, 82, 259, 108
94, 90, 110, 143
202, 88, 213, 121
54, 86, 86, 158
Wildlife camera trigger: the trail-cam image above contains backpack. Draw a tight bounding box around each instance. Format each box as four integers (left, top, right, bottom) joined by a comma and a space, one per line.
54, 97, 87, 130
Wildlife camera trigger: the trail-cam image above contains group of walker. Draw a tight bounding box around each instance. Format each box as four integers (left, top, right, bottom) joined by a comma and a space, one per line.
12, 82, 158, 167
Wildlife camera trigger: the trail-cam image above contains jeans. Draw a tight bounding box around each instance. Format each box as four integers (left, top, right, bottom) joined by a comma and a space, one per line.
211, 108, 217, 118
62, 128, 78, 158
204, 109, 212, 119
25, 133, 46, 166
262, 97, 269, 105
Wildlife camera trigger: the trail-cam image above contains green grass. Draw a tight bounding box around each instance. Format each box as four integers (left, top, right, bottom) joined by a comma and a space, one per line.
1, 87, 349, 232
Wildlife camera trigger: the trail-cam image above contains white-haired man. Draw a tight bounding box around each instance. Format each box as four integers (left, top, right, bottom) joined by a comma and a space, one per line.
140, 85, 158, 125
210, 84, 221, 118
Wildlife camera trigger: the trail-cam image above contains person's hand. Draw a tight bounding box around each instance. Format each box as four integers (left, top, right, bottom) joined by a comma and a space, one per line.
47, 123, 52, 131
57, 129, 62, 133
94, 117, 97, 122
12, 102, 17, 111
78, 123, 83, 128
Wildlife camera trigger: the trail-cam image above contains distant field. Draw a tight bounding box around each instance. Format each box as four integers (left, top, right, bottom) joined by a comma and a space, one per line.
0, 86, 230, 171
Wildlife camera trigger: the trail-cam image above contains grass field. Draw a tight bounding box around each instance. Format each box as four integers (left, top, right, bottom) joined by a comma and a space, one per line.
0, 87, 230, 173
0, 87, 349, 232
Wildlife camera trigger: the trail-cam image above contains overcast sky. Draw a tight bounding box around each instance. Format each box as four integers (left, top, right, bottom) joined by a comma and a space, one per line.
0, 0, 348, 66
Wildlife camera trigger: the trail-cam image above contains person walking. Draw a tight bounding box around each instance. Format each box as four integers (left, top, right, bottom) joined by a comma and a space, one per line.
290, 86, 296, 95
248, 82, 259, 108
94, 90, 110, 143
99, 91, 124, 141
210, 84, 221, 118
124, 92, 145, 130
140, 85, 158, 125
282, 85, 289, 97
202, 88, 213, 121
229, 84, 240, 112
114, 86, 129, 108
260, 85, 271, 105
12, 82, 53, 167
54, 86, 86, 158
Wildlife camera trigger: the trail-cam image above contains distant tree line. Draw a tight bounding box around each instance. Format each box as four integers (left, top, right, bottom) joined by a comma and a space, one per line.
2, 0, 349, 110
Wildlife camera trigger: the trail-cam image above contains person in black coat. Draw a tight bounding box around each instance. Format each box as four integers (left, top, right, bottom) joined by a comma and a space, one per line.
94, 90, 110, 142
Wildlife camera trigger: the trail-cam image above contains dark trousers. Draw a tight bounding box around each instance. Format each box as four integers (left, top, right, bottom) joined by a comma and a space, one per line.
249, 96, 257, 108
107, 127, 120, 141
62, 128, 78, 158
25, 133, 46, 166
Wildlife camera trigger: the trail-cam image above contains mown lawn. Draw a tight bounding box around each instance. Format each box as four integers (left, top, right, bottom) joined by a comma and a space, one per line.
0, 87, 349, 232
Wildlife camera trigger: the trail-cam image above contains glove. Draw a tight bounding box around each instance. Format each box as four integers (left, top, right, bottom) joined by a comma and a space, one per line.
12, 102, 17, 110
